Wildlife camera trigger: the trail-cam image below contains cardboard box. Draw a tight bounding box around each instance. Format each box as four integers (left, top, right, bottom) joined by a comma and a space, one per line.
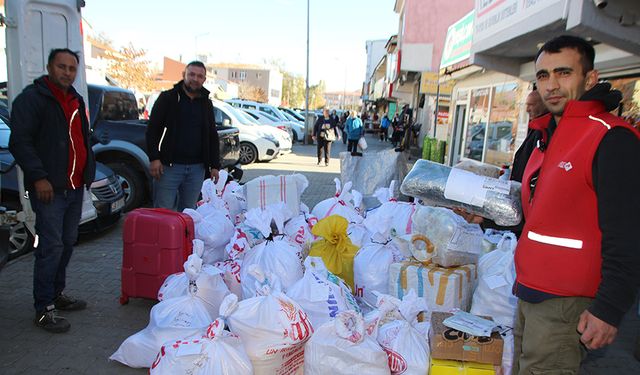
430, 358, 496, 375
430, 312, 504, 366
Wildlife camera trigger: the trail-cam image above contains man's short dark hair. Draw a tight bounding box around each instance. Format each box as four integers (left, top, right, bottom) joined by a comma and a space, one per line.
48, 48, 80, 65
186, 61, 206, 71
535, 35, 595, 75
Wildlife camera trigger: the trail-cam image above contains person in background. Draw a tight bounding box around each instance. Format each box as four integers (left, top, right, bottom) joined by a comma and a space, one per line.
339, 111, 349, 144
391, 112, 403, 147
313, 108, 338, 166
146, 61, 220, 212
380, 112, 390, 142
9, 48, 96, 333
346, 111, 363, 153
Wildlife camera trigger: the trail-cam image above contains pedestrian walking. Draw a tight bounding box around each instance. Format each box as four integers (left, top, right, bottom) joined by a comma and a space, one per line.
9, 48, 96, 333
346, 111, 363, 153
380, 112, 390, 141
146, 61, 221, 212
313, 108, 338, 166
391, 113, 403, 147
339, 110, 348, 144
512, 35, 640, 374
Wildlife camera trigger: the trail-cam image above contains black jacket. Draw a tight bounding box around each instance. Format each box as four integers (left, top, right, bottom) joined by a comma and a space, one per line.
313, 115, 338, 139
8, 76, 96, 192
146, 81, 220, 170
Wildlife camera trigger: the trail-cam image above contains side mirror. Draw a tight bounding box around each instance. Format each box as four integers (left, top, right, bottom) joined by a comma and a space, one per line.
223, 119, 230, 126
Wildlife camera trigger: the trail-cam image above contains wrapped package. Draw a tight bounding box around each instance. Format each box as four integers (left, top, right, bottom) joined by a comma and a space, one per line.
157, 249, 229, 318
389, 260, 477, 312
287, 257, 359, 328
245, 174, 308, 218
410, 205, 483, 267
470, 232, 518, 328
340, 148, 410, 209
454, 159, 502, 178
110, 289, 212, 368
309, 215, 359, 290
150, 295, 253, 375
400, 159, 522, 226
312, 178, 363, 223
354, 212, 406, 306
304, 310, 390, 375
227, 266, 313, 375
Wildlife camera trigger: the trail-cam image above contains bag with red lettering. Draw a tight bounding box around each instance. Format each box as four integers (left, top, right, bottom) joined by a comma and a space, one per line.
311, 178, 363, 223
287, 257, 360, 328
110, 284, 212, 368
226, 265, 313, 375
304, 310, 390, 375
284, 210, 318, 256
213, 258, 243, 300
372, 291, 430, 375
149, 295, 253, 375
157, 244, 230, 318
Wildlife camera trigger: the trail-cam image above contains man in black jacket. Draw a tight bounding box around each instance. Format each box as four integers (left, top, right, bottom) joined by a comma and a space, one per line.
146, 61, 220, 211
9, 48, 96, 333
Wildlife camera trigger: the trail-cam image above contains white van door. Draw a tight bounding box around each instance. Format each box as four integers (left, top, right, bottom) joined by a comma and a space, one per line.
4, 0, 96, 232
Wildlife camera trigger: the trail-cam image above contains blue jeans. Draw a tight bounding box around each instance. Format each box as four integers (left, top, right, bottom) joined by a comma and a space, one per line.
153, 163, 205, 212
31, 188, 84, 313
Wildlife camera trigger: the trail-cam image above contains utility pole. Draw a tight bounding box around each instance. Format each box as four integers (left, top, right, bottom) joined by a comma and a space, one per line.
304, 0, 310, 144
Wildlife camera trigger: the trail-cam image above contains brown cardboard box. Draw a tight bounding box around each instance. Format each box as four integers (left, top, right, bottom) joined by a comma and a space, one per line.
429, 312, 504, 366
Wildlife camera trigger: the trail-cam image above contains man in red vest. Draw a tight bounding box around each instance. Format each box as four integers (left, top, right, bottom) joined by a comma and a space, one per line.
513, 35, 640, 373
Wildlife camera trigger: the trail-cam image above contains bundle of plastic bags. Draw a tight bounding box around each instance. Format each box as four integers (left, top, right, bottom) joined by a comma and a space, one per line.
226, 265, 313, 375
110, 284, 212, 368
354, 212, 406, 306
369, 180, 417, 237
400, 159, 522, 226
304, 310, 390, 375
183, 208, 234, 264
287, 257, 360, 328
149, 295, 253, 375
157, 242, 229, 318
309, 215, 360, 291
470, 232, 518, 328
312, 179, 363, 223
410, 205, 484, 267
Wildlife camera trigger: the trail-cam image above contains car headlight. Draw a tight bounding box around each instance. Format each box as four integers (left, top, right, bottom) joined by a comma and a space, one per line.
90, 191, 98, 202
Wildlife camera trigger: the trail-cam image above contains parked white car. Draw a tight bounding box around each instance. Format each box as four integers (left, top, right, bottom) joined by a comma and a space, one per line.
235, 109, 292, 154
212, 100, 280, 164
226, 99, 305, 142
242, 109, 293, 137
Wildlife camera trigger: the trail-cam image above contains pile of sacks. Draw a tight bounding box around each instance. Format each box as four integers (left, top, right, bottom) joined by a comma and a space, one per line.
110, 171, 519, 375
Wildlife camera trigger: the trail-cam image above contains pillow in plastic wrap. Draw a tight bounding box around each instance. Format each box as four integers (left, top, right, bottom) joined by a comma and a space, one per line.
400, 159, 522, 226
410, 205, 483, 267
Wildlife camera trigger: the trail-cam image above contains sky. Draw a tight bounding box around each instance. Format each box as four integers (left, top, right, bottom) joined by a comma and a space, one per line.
82, 0, 399, 92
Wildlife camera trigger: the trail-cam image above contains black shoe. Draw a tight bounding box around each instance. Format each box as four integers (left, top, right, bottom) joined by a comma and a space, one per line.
54, 293, 87, 311
35, 305, 70, 333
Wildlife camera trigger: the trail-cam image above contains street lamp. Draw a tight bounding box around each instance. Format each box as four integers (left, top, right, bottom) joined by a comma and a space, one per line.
304, 0, 310, 144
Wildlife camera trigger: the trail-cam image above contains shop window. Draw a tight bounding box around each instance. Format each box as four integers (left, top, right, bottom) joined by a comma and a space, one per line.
463, 87, 491, 161
486, 82, 519, 166
606, 76, 640, 129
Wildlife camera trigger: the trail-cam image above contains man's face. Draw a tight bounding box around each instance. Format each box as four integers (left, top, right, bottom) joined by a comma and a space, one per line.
535, 47, 597, 118
183, 65, 206, 93
323, 109, 329, 117
525, 91, 548, 119
46, 52, 78, 91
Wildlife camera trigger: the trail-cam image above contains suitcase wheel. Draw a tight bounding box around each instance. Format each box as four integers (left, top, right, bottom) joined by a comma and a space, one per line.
119, 295, 129, 305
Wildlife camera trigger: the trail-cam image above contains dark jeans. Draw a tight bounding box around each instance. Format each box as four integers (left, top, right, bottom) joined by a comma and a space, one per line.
347, 139, 359, 153
153, 163, 206, 212
317, 139, 332, 164
380, 127, 389, 141
31, 188, 84, 313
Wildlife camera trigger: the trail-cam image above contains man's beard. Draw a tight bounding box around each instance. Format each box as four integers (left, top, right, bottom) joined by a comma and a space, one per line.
184, 82, 200, 94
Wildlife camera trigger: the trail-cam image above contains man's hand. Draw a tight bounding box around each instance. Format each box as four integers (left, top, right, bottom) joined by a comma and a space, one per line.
452, 207, 484, 225
34, 178, 54, 204
577, 310, 618, 350
210, 168, 219, 184
150, 160, 163, 180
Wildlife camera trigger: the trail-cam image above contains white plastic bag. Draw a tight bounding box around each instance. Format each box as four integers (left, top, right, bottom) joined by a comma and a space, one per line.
157, 251, 229, 318
370, 181, 417, 236
149, 295, 253, 375
245, 174, 308, 217
110, 292, 212, 368
284, 211, 318, 256
312, 179, 363, 223
227, 266, 313, 375
347, 222, 370, 248
213, 259, 243, 299
287, 257, 358, 329
470, 232, 518, 327
410, 205, 483, 267
353, 213, 406, 306
183, 208, 235, 264
358, 136, 368, 151
304, 311, 390, 375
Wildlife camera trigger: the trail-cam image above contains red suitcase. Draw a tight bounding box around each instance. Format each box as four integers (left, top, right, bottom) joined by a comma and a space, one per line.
120, 208, 194, 304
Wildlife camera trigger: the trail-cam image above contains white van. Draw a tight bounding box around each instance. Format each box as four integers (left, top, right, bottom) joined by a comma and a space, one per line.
226, 99, 305, 142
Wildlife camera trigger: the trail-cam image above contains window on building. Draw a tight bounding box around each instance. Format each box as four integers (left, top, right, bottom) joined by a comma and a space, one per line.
485, 82, 519, 166
463, 87, 491, 161
271, 89, 280, 98
240, 71, 246, 80
607, 76, 640, 129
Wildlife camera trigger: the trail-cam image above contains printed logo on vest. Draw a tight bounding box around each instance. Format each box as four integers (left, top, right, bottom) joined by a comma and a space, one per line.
558, 161, 573, 171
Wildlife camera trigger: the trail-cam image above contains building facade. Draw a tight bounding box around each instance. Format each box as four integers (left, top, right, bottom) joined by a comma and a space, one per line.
211, 64, 283, 106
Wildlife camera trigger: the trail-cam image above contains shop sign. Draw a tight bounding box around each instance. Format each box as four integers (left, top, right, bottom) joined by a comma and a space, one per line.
441, 11, 474, 69
420, 72, 455, 96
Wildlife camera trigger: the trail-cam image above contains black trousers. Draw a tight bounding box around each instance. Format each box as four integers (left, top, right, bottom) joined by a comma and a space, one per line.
317, 139, 332, 164
347, 139, 358, 153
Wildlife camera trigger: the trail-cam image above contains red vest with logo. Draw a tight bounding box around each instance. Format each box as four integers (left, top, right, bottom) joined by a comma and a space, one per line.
515, 100, 640, 298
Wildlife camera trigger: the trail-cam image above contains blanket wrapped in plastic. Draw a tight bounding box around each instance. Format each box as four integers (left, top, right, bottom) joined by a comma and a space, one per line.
400, 159, 522, 226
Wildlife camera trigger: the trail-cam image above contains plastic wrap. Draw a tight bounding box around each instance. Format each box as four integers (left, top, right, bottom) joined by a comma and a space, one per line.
411, 206, 483, 267
340, 149, 410, 209
454, 159, 502, 178
400, 159, 522, 226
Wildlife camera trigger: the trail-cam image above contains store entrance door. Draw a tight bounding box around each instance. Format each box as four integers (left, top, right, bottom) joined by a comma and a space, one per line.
450, 104, 466, 165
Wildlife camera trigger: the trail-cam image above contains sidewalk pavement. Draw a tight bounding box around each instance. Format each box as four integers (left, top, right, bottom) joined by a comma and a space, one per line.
0, 134, 637, 374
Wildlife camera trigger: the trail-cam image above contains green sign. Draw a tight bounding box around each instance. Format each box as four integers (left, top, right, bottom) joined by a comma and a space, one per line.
440, 10, 474, 69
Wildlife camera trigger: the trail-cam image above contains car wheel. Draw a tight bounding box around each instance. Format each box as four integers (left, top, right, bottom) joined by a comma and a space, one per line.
239, 142, 258, 164
107, 162, 145, 212
8, 222, 34, 260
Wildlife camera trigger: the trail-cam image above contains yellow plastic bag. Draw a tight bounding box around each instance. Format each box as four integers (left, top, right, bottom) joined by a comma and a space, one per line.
309, 215, 359, 291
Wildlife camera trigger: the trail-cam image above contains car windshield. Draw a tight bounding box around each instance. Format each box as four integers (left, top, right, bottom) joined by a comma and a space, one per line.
0, 117, 10, 148
226, 105, 254, 126
237, 110, 261, 125
257, 111, 279, 122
